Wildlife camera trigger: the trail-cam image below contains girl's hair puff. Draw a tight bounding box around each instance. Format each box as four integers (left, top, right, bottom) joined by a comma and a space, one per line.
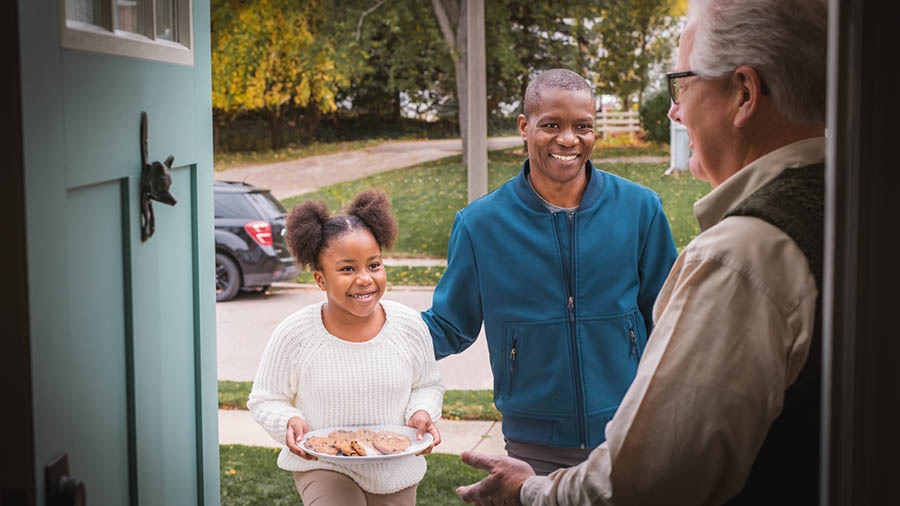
345, 189, 398, 251
285, 200, 330, 270
284, 189, 398, 270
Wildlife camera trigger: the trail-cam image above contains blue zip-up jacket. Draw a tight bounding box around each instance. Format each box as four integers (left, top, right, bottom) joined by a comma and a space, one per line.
422, 159, 678, 449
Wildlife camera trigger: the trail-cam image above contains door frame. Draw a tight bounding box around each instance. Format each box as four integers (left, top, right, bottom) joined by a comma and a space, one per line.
823, 0, 899, 504
1, 0, 35, 503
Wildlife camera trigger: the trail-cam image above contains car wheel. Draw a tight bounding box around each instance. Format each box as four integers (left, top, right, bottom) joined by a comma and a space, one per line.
216, 253, 241, 302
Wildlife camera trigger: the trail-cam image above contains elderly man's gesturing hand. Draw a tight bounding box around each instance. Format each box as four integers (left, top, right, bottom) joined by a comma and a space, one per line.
456, 451, 536, 505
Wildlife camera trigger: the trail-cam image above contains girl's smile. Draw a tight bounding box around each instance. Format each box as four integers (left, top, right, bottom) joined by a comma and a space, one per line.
314, 229, 387, 341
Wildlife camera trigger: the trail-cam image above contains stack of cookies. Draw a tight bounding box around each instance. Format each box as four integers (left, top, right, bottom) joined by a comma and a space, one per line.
304, 428, 412, 457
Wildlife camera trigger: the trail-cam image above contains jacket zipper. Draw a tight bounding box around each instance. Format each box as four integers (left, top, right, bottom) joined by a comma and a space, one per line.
553, 211, 586, 448
568, 211, 586, 448
629, 327, 637, 359
508, 335, 518, 397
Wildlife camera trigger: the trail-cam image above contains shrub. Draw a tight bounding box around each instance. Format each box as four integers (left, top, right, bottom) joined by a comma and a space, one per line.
639, 89, 672, 144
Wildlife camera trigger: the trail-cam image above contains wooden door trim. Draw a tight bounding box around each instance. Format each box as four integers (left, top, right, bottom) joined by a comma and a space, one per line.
120, 178, 140, 505
189, 165, 207, 506
1, 0, 36, 504
824, 0, 899, 504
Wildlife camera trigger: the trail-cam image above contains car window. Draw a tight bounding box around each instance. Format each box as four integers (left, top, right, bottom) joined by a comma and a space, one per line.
247, 191, 287, 219
215, 192, 259, 218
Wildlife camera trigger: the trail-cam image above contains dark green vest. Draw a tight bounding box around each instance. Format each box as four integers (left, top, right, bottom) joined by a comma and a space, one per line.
723, 162, 824, 505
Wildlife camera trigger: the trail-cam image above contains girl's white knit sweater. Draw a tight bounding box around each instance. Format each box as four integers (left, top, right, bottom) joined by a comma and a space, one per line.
247, 299, 444, 494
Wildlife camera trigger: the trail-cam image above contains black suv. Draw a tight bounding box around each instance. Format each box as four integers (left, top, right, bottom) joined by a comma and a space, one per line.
214, 181, 299, 301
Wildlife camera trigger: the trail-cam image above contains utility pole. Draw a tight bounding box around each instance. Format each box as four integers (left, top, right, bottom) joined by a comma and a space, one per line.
466, 0, 487, 202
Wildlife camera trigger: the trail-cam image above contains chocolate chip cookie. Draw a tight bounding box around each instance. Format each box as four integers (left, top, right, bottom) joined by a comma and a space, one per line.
373, 431, 411, 455
304, 437, 339, 455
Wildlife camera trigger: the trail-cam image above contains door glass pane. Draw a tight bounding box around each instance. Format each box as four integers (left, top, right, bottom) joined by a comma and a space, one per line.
66, 0, 102, 25
115, 0, 143, 34
156, 0, 177, 41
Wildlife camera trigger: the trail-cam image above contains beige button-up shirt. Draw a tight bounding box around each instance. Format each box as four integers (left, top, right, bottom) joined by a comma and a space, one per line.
521, 137, 825, 506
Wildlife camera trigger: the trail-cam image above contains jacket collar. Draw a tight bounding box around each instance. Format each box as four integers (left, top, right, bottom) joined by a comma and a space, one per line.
694, 137, 825, 231
513, 158, 603, 213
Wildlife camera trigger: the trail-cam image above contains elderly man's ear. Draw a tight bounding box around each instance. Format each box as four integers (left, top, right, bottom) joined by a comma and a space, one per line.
733, 66, 765, 128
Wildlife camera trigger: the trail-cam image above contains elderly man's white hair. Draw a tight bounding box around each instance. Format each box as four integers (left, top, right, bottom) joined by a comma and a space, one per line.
687, 0, 827, 126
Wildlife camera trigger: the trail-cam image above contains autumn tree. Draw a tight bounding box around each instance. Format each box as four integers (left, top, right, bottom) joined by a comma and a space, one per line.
211, 0, 351, 149
588, 0, 679, 111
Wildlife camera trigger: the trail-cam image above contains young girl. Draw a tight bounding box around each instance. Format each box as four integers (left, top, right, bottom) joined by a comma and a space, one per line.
247, 189, 444, 506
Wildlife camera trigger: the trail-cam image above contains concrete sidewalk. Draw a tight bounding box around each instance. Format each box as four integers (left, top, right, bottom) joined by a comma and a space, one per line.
219, 409, 506, 456
215, 136, 524, 199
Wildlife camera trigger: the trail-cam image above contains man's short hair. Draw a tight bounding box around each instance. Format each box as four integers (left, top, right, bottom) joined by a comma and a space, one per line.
523, 69, 594, 118
689, 0, 827, 125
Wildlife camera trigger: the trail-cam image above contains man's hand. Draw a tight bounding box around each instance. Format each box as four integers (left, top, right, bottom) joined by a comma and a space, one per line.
285, 416, 317, 460
407, 410, 441, 455
456, 451, 535, 505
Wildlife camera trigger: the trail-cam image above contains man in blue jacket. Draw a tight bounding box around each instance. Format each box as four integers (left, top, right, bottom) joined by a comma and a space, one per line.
422, 68, 678, 474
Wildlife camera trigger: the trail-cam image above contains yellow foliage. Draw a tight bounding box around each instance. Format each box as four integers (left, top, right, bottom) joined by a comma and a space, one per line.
211, 0, 348, 117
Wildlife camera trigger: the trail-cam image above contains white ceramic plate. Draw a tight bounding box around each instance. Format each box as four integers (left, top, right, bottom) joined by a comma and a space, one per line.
300, 425, 433, 463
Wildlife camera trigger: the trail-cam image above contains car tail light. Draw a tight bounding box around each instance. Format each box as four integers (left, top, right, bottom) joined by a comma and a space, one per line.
244, 220, 273, 246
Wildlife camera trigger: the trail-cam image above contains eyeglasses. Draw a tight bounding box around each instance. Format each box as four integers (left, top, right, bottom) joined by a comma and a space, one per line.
666, 69, 771, 105
666, 71, 696, 105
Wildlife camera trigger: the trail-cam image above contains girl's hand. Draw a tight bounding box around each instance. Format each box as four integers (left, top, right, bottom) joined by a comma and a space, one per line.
408, 410, 441, 455
286, 416, 317, 461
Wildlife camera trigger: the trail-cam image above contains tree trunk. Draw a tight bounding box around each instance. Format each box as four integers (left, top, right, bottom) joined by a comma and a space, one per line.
431, 0, 468, 164
296, 106, 322, 144
268, 109, 283, 151
456, 2, 468, 165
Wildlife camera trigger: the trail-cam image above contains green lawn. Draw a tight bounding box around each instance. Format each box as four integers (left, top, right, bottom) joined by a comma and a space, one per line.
220, 445, 486, 505
282, 149, 710, 257
442, 389, 500, 421
219, 381, 501, 421
219, 380, 254, 410
593, 144, 669, 158
214, 139, 385, 172
296, 265, 447, 287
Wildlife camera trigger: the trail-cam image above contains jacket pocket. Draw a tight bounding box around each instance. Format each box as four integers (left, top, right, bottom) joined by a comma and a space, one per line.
495, 319, 575, 418
578, 310, 644, 416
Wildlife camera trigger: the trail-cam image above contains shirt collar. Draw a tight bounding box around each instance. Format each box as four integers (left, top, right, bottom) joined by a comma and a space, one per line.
694, 137, 826, 231
514, 158, 603, 213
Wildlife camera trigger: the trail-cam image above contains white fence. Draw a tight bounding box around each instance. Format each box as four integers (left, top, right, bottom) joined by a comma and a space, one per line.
596, 110, 641, 138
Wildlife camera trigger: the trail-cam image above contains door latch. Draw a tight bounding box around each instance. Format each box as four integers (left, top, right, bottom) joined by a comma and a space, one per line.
139, 111, 177, 242
46, 452, 86, 506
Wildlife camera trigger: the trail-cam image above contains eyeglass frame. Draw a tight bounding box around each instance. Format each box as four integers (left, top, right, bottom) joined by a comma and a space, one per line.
665, 69, 771, 104
665, 71, 696, 104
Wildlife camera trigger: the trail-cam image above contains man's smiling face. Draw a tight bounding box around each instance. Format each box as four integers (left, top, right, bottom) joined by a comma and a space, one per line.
518, 88, 596, 188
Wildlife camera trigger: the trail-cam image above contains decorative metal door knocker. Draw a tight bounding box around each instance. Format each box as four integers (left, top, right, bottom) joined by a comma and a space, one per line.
139, 111, 177, 242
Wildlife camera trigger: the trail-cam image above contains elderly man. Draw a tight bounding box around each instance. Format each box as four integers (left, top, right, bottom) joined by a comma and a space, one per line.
455, 0, 828, 504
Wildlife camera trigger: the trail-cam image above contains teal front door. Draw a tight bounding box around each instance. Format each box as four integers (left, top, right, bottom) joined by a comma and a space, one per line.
18, 1, 218, 504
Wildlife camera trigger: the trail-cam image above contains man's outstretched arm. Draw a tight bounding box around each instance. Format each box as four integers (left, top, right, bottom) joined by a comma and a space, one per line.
460, 255, 810, 506
422, 212, 484, 359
